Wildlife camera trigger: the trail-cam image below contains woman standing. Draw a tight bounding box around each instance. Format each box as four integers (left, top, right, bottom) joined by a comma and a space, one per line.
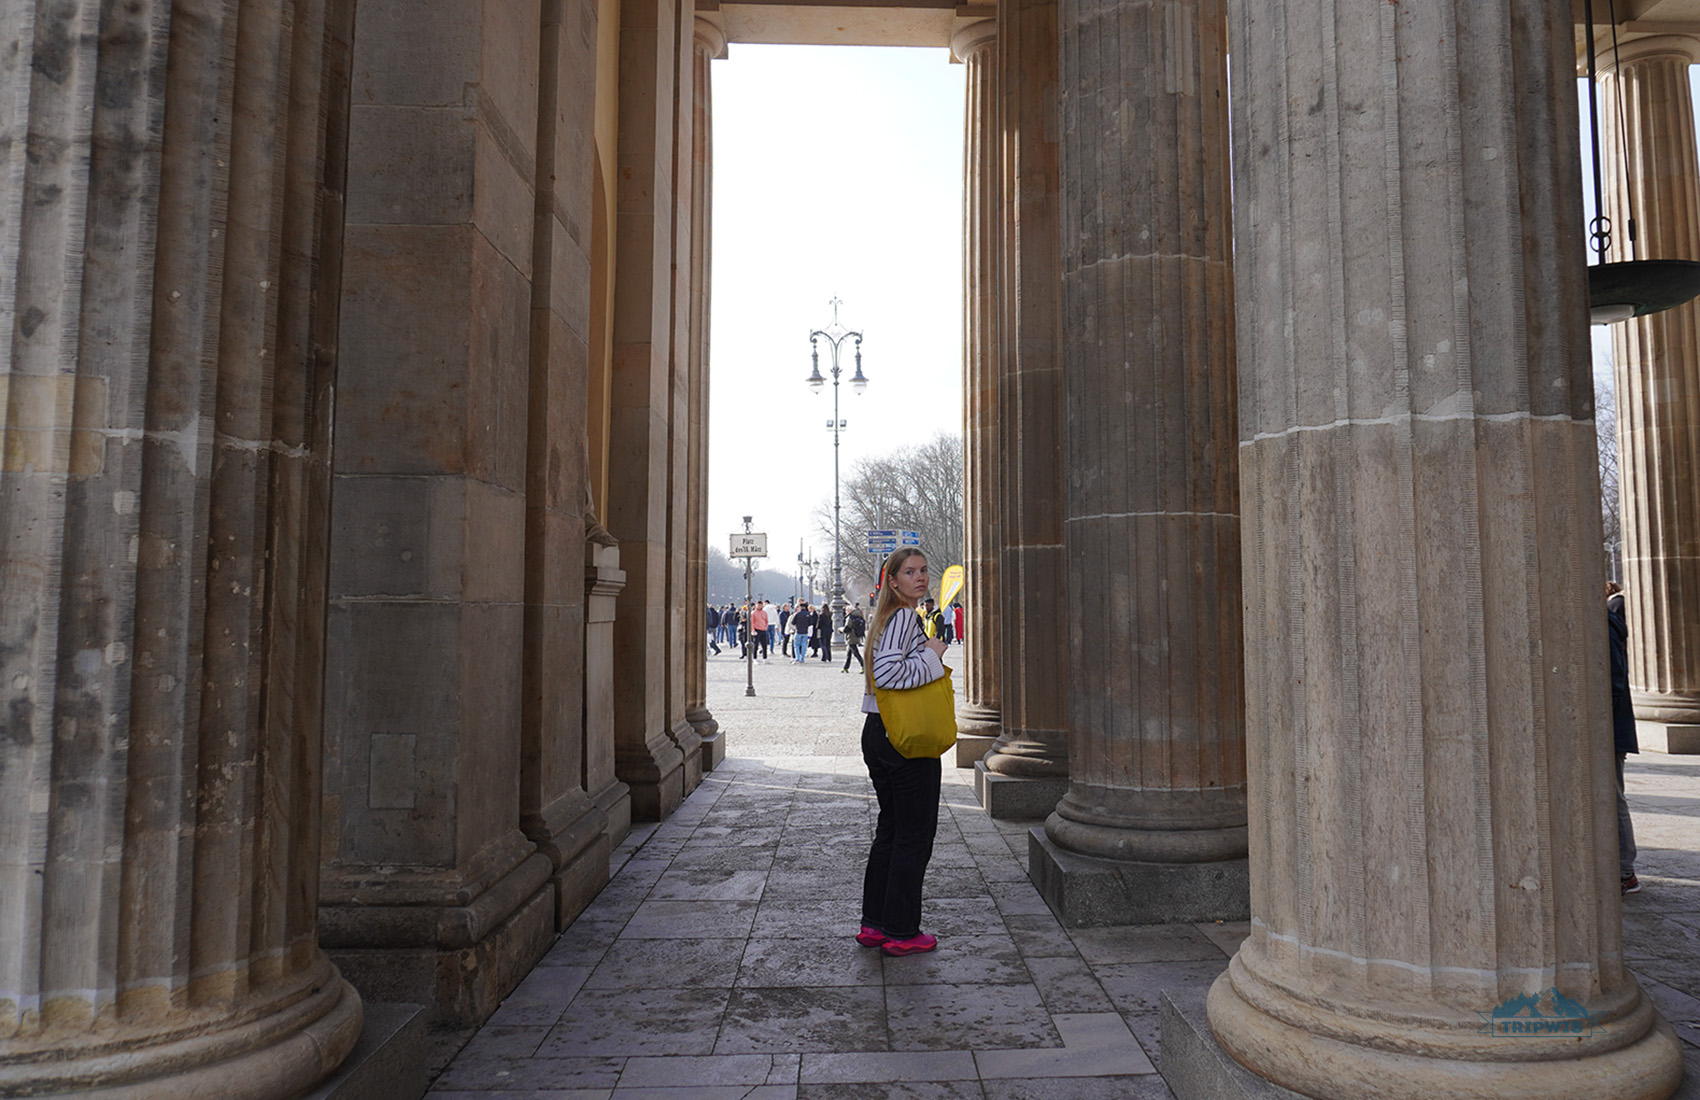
856, 547, 949, 956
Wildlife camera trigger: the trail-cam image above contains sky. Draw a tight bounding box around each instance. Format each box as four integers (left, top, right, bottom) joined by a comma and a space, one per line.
707, 45, 966, 579
704, 49, 1700, 579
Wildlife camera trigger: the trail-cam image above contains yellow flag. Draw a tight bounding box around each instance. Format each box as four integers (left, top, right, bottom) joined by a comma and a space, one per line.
938, 564, 965, 608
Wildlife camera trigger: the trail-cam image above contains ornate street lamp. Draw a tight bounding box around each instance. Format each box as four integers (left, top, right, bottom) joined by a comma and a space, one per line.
808, 299, 866, 647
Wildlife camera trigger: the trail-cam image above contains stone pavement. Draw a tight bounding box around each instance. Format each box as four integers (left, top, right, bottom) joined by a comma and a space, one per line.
424, 644, 1700, 1099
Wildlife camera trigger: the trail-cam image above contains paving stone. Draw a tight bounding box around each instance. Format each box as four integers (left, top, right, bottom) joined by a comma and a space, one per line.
738, 936, 887, 988
432, 1055, 625, 1093
1093, 961, 1231, 1018
1068, 924, 1225, 966
586, 938, 744, 990
1023, 955, 1116, 1014
539, 988, 730, 1057
716, 986, 890, 1054
616, 1053, 777, 1087
622, 900, 759, 939
800, 1051, 978, 1084
797, 1083, 986, 1100
881, 933, 1029, 987
885, 983, 1057, 1052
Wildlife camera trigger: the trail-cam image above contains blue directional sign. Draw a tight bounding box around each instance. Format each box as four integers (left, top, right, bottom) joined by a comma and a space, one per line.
866, 529, 898, 538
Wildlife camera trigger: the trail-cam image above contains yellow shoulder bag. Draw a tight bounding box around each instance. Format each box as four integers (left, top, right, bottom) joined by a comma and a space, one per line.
874, 668, 958, 759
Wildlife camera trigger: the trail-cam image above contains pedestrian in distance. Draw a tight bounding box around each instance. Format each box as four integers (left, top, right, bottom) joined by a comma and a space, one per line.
856, 546, 949, 957
842, 605, 866, 672
814, 603, 833, 663
750, 600, 770, 660
791, 602, 814, 663
706, 604, 721, 655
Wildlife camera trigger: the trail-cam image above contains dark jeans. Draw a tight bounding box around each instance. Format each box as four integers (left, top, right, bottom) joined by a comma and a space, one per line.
861, 711, 941, 938
843, 641, 863, 670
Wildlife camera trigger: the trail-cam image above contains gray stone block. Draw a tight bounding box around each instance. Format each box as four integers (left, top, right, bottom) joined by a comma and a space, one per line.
1028, 828, 1250, 927
1159, 987, 1311, 1100
973, 762, 1068, 820
303, 1002, 429, 1100
955, 733, 996, 768
1666, 724, 1700, 754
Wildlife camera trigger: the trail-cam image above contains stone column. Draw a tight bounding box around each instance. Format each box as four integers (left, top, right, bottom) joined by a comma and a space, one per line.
685, 17, 727, 771
0, 2, 362, 1095
1202, 2, 1684, 1097
1601, 35, 1700, 757
954, 18, 1005, 767
1028, 0, 1247, 926
320, 1, 557, 1025
977, 0, 1072, 821
609, 0, 689, 820
518, 0, 613, 933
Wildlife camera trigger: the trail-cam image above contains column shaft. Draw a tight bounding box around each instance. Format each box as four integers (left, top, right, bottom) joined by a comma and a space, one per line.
1049, 0, 1246, 863
1600, 37, 1700, 746
685, 18, 726, 770
320, 0, 557, 1024
956, 19, 1003, 755
1209, 1, 1683, 1096
985, 0, 1070, 789
0, 1, 361, 1094
519, 0, 612, 933
609, 0, 688, 820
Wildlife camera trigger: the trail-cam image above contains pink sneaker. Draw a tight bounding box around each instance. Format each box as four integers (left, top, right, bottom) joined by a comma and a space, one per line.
855, 925, 890, 947
880, 932, 938, 957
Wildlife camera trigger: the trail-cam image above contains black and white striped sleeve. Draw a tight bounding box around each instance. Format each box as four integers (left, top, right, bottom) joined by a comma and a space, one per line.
871, 610, 946, 691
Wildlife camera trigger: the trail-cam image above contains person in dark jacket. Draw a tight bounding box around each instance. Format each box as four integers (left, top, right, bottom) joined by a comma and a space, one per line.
842, 605, 866, 672
1607, 582, 1640, 894
790, 603, 814, 663
813, 604, 833, 662
706, 604, 721, 655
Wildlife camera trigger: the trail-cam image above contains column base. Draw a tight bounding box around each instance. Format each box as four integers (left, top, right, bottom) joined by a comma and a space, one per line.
616, 735, 685, 822
0, 965, 364, 1100
973, 761, 1069, 820
1637, 720, 1700, 755
321, 853, 556, 1028
670, 718, 704, 795
1206, 962, 1684, 1100
1158, 988, 1310, 1100
302, 1002, 428, 1100
592, 776, 632, 848
1028, 827, 1249, 927
522, 793, 612, 931
956, 733, 998, 768
687, 707, 725, 771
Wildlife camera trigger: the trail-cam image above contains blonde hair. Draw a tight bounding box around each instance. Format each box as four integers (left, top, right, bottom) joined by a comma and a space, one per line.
864, 546, 927, 694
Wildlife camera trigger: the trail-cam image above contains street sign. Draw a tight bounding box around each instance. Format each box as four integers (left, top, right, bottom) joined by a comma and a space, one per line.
900, 531, 921, 546
729, 532, 768, 558
867, 529, 898, 538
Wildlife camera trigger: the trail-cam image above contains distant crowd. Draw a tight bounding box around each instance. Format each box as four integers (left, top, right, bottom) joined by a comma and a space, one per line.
707, 597, 963, 673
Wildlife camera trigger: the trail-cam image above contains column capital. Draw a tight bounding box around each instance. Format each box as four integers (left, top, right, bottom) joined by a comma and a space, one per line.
694, 16, 728, 60
951, 19, 997, 63
1602, 32, 1700, 68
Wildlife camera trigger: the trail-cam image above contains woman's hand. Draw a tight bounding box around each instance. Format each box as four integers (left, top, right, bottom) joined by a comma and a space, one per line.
924, 637, 947, 658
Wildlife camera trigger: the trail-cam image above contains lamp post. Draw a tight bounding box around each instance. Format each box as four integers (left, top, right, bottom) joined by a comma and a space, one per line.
808, 297, 866, 646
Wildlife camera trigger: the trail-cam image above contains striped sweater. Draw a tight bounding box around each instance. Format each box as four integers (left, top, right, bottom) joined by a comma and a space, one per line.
861, 607, 948, 714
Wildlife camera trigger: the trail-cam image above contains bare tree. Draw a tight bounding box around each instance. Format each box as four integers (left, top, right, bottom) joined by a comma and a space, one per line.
1594, 356, 1623, 581
814, 433, 964, 603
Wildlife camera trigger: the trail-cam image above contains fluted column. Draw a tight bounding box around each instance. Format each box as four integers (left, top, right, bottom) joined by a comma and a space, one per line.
1601, 35, 1700, 755
685, 17, 726, 770
980, 0, 1070, 815
1036, 0, 1246, 901
1206, 2, 1684, 1097
955, 19, 1004, 762
0, 2, 361, 1095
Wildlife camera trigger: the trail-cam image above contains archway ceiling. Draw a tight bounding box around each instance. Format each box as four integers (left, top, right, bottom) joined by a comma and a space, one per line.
700, 0, 990, 48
